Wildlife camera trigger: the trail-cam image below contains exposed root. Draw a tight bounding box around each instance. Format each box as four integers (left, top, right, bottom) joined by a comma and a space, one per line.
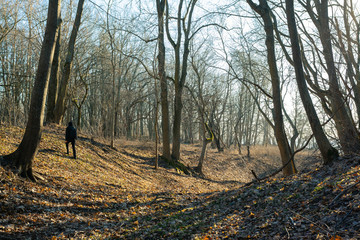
161, 156, 191, 175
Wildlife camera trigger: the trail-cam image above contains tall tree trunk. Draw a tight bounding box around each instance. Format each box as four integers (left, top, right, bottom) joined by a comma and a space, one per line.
53, 0, 85, 124
46, 22, 61, 123
305, 0, 360, 154
345, 1, 360, 121
171, 87, 183, 160
333, 2, 360, 128
316, 0, 360, 154
286, 0, 338, 164
154, 72, 160, 170
166, 0, 197, 161
157, 0, 171, 161
247, 0, 296, 176
2, 0, 61, 181
105, 0, 116, 148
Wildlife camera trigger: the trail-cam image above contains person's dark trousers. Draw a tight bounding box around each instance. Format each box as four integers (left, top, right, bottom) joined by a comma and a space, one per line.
66, 140, 76, 159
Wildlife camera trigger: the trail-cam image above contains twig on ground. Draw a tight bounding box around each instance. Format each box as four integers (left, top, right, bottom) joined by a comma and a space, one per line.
329, 181, 360, 207
251, 170, 259, 182
286, 207, 332, 234
285, 226, 290, 239
247, 134, 314, 186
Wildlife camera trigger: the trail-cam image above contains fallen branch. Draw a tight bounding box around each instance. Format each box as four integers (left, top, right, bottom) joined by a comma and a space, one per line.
286, 207, 332, 234
251, 170, 259, 182
246, 134, 314, 186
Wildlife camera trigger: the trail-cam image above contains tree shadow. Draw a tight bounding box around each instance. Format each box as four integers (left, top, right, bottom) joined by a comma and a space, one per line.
0, 180, 237, 239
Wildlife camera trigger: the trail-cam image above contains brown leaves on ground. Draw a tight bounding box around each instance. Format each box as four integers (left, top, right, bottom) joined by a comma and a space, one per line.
0, 124, 359, 239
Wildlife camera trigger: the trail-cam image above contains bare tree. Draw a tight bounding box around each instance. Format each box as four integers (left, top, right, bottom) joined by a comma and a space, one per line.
333, 0, 360, 129
285, 0, 338, 164
300, 0, 360, 154
189, 49, 213, 175
156, 0, 171, 161
165, 0, 197, 161
0, 0, 21, 44
105, 0, 117, 147
46, 20, 62, 123
2, 0, 61, 181
71, 55, 92, 129
53, 0, 85, 124
247, 0, 296, 176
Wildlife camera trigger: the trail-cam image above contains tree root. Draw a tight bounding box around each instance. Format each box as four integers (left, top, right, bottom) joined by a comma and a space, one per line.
161, 156, 191, 175
19, 168, 37, 182
194, 166, 205, 178
1, 155, 38, 182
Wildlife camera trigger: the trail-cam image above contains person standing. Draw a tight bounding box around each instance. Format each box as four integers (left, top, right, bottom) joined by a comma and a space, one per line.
65, 121, 77, 159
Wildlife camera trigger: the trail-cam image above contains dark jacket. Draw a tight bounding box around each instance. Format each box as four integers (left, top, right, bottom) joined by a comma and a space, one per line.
66, 122, 77, 142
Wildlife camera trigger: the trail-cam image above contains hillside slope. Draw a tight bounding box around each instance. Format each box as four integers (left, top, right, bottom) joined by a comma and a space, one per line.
0, 124, 359, 239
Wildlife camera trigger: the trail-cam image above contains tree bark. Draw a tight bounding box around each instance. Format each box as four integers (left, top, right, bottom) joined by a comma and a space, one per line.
105, 0, 116, 148
156, 0, 171, 161
46, 21, 61, 123
334, 1, 360, 129
2, 0, 61, 181
196, 127, 209, 176
285, 0, 338, 165
247, 0, 296, 176
306, 0, 360, 154
166, 0, 197, 161
53, 0, 85, 124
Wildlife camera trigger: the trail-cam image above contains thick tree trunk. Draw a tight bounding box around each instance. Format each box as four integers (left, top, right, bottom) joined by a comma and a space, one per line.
53, 0, 85, 124
286, 0, 339, 165
208, 118, 223, 152
2, 0, 61, 181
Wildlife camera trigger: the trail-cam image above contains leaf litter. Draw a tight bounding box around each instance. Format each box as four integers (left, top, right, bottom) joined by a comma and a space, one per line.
0, 124, 359, 239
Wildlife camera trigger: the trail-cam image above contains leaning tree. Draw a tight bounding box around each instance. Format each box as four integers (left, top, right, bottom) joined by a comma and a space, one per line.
246, 0, 296, 176
1, 0, 62, 181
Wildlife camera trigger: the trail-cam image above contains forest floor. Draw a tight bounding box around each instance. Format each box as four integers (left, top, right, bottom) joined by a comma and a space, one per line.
0, 124, 359, 239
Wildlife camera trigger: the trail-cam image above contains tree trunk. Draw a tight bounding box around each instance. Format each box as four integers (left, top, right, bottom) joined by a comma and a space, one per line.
196, 137, 209, 176
333, 4, 360, 128
2, 0, 61, 181
157, 0, 171, 161
154, 73, 160, 170
286, 0, 339, 165
307, 0, 360, 154
53, 0, 85, 124
166, 0, 197, 161
247, 0, 296, 176
317, 1, 360, 154
105, 1, 116, 148
171, 88, 183, 160
46, 21, 61, 123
